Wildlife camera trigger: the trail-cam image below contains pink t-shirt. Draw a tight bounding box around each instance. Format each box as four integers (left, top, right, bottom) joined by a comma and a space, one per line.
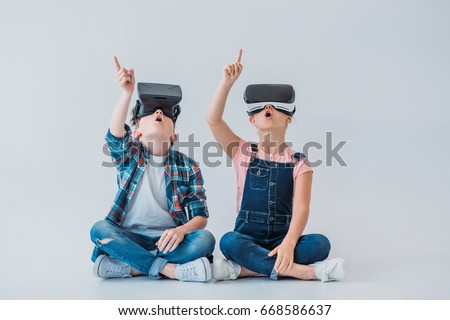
232, 139, 313, 213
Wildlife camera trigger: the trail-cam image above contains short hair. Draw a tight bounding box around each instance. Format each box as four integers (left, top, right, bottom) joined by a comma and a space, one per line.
130, 108, 138, 127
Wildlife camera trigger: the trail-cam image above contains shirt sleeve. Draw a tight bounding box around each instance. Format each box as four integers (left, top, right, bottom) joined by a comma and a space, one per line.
184, 160, 209, 219
293, 156, 314, 180
105, 124, 136, 171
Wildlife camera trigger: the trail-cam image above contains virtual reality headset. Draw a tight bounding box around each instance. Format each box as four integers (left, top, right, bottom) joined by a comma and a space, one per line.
244, 84, 296, 116
133, 82, 182, 122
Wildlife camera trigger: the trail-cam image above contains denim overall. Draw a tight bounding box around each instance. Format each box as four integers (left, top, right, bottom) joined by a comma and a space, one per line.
220, 143, 330, 280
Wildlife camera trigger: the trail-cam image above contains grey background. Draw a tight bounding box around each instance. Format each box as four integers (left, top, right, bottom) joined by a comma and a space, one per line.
0, 0, 449, 299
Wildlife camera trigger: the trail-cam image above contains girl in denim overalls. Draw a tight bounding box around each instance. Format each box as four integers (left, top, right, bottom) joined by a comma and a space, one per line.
207, 50, 349, 281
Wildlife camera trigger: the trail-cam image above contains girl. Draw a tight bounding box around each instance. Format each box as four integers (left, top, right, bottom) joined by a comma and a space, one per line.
206, 50, 348, 282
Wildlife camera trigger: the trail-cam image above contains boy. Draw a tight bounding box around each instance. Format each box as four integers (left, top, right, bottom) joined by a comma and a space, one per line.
90, 57, 214, 282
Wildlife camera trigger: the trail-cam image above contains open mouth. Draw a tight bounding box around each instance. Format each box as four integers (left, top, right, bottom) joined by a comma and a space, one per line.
264, 110, 273, 120
155, 115, 163, 122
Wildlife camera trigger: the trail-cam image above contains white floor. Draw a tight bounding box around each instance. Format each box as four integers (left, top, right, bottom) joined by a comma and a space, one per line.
2, 251, 449, 300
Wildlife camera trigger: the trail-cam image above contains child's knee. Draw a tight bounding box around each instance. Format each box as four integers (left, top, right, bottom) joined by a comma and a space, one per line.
314, 234, 331, 259
219, 231, 241, 253
199, 229, 215, 243
90, 220, 115, 244
197, 230, 216, 251
202, 230, 216, 250
185, 229, 216, 255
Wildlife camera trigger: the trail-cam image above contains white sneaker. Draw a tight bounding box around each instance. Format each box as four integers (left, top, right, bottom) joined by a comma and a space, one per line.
312, 257, 349, 282
175, 257, 212, 282
213, 258, 241, 281
93, 255, 132, 279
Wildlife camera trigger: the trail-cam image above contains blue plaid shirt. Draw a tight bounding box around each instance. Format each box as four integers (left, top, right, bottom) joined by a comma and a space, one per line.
104, 124, 209, 225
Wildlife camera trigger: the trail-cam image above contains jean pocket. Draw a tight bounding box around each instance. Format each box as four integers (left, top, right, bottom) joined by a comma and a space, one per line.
249, 167, 269, 190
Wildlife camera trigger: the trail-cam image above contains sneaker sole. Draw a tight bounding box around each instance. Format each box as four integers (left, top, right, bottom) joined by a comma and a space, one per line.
93, 255, 107, 278
201, 257, 212, 282
212, 259, 226, 280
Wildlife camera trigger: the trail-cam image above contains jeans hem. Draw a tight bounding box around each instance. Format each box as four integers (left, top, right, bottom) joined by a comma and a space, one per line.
148, 257, 169, 279
269, 268, 278, 280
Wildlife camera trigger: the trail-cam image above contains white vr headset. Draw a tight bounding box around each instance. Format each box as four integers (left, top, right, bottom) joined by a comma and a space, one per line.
244, 84, 296, 116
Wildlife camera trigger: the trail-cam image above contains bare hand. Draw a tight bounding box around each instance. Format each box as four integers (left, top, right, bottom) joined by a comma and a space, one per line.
114, 56, 135, 93
156, 228, 187, 254
222, 49, 243, 85
268, 242, 295, 273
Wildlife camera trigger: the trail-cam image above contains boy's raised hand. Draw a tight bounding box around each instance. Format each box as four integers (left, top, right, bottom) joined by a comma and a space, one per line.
114, 56, 135, 93
222, 49, 243, 86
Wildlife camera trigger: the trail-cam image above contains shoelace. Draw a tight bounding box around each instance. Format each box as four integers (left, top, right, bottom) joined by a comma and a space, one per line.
179, 263, 202, 281
105, 260, 130, 278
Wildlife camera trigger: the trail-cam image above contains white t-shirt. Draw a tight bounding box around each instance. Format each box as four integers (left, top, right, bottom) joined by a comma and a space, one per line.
121, 155, 176, 236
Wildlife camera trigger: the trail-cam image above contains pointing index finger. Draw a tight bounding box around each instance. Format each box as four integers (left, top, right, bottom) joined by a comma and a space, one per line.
236, 49, 243, 63
114, 56, 121, 72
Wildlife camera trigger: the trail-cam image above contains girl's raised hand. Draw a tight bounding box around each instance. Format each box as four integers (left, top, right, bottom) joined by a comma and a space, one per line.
114, 56, 135, 93
222, 49, 243, 86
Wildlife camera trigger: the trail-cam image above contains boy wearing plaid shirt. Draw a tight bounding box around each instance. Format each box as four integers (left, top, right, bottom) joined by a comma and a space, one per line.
90, 57, 214, 282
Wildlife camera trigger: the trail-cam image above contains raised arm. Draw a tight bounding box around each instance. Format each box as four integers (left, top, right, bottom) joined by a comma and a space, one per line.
109, 56, 135, 138
206, 49, 243, 159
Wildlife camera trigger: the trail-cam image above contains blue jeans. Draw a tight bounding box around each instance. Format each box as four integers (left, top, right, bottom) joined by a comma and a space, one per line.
90, 220, 215, 279
220, 211, 331, 280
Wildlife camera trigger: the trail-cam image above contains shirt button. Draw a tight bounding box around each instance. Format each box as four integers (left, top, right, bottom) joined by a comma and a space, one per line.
269, 182, 275, 186
256, 170, 261, 176
269, 217, 275, 222
269, 200, 274, 205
